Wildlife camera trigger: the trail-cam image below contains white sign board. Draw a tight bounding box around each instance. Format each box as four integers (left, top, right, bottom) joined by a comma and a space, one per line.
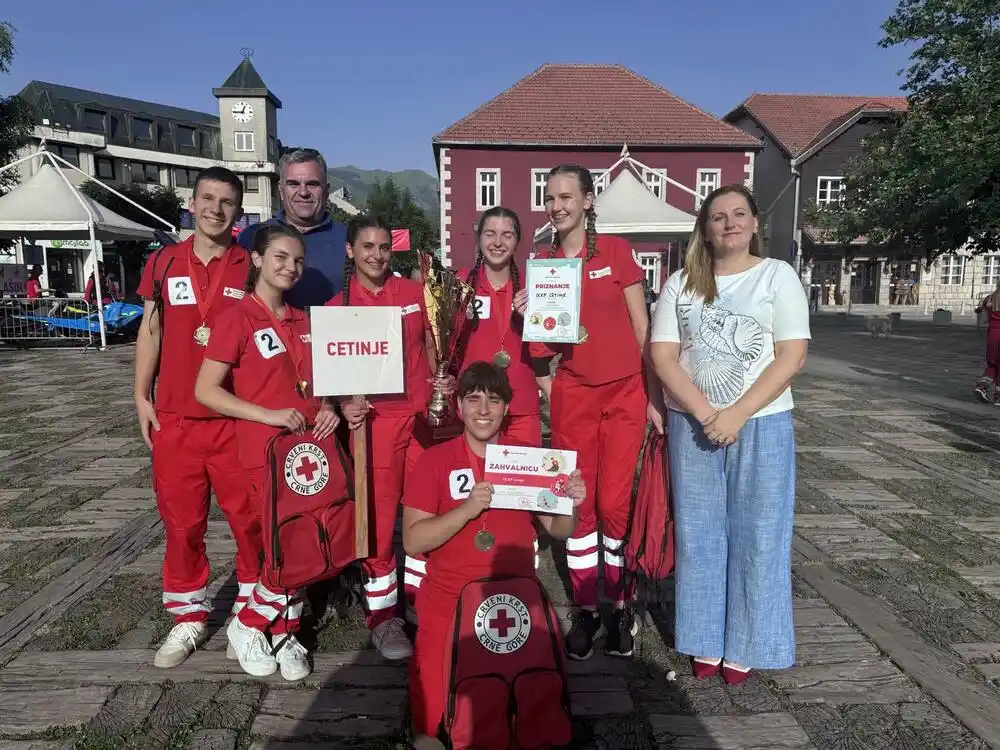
310, 306, 404, 397
0, 265, 27, 297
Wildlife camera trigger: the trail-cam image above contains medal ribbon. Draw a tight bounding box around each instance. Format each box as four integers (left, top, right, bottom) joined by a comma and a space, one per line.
483, 274, 511, 357
463, 437, 493, 543
187, 248, 229, 326
249, 294, 307, 392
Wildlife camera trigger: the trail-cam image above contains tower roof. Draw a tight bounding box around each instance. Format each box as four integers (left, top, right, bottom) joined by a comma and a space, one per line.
213, 53, 282, 108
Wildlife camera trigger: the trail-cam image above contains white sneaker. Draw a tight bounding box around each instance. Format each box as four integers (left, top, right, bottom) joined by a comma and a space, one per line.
153, 621, 207, 669
372, 617, 413, 660
226, 618, 278, 677
274, 634, 312, 681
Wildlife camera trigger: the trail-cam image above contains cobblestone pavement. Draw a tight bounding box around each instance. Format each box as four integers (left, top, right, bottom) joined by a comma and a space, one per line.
2, 313, 1000, 749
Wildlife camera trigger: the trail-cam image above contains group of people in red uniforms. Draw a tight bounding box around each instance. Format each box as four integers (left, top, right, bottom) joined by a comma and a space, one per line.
135, 162, 654, 746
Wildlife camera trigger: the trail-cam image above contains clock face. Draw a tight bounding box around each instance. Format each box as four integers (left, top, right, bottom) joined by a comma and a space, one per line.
231, 101, 254, 123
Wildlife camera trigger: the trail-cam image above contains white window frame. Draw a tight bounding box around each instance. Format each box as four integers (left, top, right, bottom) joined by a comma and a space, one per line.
643, 168, 667, 201
590, 169, 609, 196
234, 131, 254, 152
636, 252, 661, 291
982, 255, 1000, 287
530, 168, 549, 212
816, 176, 845, 206
476, 168, 500, 211
939, 255, 965, 286
695, 168, 721, 209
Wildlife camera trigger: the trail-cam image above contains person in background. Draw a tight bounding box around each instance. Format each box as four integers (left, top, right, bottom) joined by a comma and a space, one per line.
238, 149, 348, 309
84, 261, 119, 307
26, 265, 44, 299
529, 164, 661, 662
650, 183, 810, 685
975, 279, 1000, 405
134, 166, 263, 669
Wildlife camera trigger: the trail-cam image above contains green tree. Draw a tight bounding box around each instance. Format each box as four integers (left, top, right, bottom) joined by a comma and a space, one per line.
80, 181, 183, 229
366, 176, 438, 253
80, 181, 183, 284
815, 0, 1000, 260
0, 21, 33, 196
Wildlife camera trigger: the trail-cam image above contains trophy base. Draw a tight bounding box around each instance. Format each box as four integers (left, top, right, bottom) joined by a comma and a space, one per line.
414, 413, 463, 448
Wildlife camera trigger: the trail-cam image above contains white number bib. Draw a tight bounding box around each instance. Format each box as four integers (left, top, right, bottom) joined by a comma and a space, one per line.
449, 468, 474, 500
166, 276, 195, 306
254, 327, 286, 359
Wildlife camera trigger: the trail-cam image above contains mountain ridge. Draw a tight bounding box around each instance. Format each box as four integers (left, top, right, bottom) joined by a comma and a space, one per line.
326, 165, 439, 218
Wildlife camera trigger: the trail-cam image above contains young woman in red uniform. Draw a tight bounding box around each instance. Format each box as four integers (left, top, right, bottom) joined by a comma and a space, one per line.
329, 215, 453, 660
531, 164, 664, 661
194, 224, 340, 681
403, 361, 585, 744
457, 206, 542, 447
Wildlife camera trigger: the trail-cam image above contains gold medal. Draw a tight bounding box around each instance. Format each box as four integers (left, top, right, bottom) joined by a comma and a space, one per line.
577, 325, 588, 344
296, 380, 310, 398
493, 350, 511, 369
193, 325, 211, 346
474, 530, 495, 552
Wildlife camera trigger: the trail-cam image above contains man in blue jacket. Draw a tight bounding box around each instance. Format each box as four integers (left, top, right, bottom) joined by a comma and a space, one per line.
238, 149, 347, 308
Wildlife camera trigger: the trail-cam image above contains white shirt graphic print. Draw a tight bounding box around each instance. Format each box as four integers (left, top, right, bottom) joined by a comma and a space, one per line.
651, 257, 811, 419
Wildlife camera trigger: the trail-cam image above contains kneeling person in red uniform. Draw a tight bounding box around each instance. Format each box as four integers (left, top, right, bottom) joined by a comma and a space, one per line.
195, 224, 340, 680
135, 167, 263, 668
403, 362, 583, 747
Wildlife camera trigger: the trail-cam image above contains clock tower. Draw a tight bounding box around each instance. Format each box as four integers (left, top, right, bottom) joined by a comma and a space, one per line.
213, 49, 282, 220
213, 49, 281, 164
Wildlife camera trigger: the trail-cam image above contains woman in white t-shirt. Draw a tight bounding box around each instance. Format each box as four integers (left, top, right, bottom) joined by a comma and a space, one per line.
650, 184, 810, 685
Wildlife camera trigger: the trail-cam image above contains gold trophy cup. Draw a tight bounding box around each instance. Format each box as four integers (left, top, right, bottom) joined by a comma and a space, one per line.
414, 250, 476, 446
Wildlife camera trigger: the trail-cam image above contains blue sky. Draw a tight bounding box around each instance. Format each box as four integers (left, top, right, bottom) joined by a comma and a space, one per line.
3, 0, 913, 174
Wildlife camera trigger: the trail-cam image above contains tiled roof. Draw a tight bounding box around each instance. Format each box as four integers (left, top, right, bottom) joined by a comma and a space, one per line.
434, 64, 761, 149
212, 57, 282, 108
19, 80, 220, 129
726, 94, 908, 156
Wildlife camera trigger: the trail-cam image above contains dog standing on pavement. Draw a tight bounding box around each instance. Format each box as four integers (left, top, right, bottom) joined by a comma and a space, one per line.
865, 315, 892, 339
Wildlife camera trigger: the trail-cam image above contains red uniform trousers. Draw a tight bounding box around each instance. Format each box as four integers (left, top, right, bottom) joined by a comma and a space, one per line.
550, 372, 646, 607
502, 412, 542, 448
235, 467, 303, 636
984, 326, 1000, 380
364, 412, 425, 629
151, 413, 262, 623
409, 584, 455, 737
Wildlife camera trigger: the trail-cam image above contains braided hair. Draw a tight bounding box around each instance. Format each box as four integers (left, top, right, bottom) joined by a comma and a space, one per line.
342, 214, 393, 307
466, 206, 522, 294
546, 164, 598, 262
243, 224, 305, 292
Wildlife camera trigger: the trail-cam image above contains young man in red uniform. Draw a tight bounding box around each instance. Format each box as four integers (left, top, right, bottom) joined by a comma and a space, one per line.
457, 207, 543, 448
134, 167, 263, 669
531, 164, 665, 662
331, 215, 453, 660
402, 362, 585, 745
195, 223, 340, 680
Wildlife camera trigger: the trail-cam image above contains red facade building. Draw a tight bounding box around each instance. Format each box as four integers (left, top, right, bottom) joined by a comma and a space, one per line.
432, 63, 762, 288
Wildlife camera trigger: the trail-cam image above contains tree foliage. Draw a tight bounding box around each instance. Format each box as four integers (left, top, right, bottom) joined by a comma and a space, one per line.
80, 181, 184, 229
365, 177, 438, 253
816, 0, 1000, 259
0, 21, 33, 196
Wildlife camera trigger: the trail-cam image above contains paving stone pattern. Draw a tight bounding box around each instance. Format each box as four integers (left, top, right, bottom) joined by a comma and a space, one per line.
2, 322, 1000, 748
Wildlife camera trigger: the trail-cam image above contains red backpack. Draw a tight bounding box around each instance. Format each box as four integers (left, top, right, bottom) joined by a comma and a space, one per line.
442, 575, 572, 750
263, 429, 357, 589
623, 424, 674, 581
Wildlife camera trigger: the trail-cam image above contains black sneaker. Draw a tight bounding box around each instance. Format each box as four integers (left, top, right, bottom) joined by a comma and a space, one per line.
605, 607, 638, 658
564, 609, 603, 660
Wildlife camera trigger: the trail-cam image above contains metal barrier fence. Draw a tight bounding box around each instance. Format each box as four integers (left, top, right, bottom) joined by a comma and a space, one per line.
0, 297, 96, 347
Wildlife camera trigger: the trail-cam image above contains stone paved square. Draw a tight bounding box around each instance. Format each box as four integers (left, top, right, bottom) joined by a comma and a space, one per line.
2, 315, 1000, 748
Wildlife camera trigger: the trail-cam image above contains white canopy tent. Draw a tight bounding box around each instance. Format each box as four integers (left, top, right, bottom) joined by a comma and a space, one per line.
533, 146, 699, 246
0, 149, 176, 349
